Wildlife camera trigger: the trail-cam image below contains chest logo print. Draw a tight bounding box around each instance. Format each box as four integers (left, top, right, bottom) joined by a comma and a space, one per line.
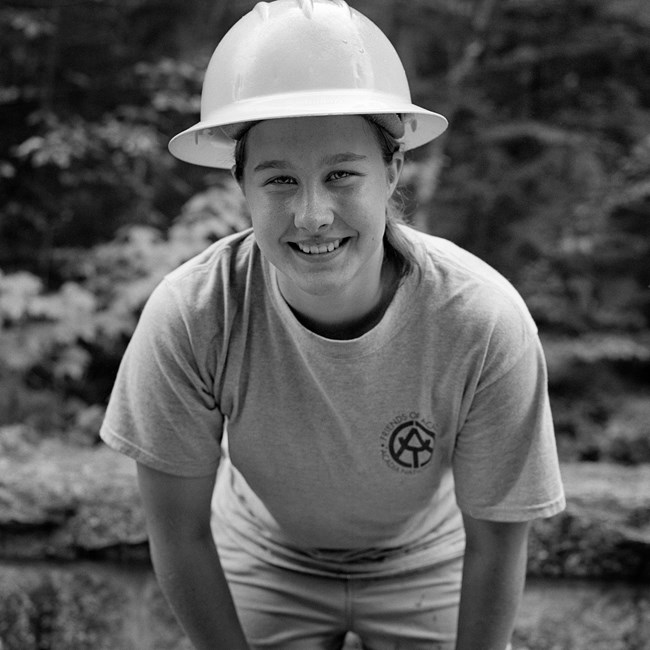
381, 413, 437, 473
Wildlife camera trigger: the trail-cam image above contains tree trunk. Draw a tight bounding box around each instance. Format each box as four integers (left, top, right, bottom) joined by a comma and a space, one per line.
412, 0, 500, 234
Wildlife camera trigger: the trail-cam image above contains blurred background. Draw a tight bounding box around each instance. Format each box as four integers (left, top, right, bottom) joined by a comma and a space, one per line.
1, 0, 649, 461
0, 0, 649, 647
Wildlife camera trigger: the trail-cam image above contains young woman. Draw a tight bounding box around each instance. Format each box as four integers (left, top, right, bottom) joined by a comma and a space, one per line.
101, 2, 565, 649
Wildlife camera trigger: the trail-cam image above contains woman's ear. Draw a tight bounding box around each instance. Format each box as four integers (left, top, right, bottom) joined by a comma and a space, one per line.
387, 152, 404, 197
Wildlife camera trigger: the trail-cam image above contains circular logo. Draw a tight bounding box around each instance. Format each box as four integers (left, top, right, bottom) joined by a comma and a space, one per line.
381, 415, 436, 472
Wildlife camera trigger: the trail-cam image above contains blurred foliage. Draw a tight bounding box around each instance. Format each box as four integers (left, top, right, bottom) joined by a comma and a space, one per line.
0, 0, 649, 460
0, 179, 249, 437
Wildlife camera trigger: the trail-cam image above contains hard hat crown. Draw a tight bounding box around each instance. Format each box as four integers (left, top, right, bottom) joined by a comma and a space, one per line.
205, 0, 410, 109
169, 0, 448, 168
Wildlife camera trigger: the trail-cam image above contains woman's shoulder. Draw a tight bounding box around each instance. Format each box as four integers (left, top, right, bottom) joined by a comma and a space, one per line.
166, 227, 257, 283
161, 227, 256, 296
144, 228, 261, 330
403, 226, 538, 350
406, 227, 529, 309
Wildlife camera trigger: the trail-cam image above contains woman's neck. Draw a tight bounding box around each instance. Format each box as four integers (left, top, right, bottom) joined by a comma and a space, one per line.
279, 257, 401, 340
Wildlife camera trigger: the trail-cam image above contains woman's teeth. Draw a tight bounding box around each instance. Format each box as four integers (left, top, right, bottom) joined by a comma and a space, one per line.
297, 239, 342, 255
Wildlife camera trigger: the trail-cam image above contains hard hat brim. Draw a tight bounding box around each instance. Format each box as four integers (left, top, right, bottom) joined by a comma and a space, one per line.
168, 91, 448, 168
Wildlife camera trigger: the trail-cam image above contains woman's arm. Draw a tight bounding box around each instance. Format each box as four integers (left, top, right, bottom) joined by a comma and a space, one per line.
136, 463, 250, 650
455, 514, 530, 650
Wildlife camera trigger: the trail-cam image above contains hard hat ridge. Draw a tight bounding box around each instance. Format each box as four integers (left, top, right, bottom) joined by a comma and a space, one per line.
293, 0, 351, 19
169, 0, 448, 168
296, 0, 314, 18
253, 2, 270, 20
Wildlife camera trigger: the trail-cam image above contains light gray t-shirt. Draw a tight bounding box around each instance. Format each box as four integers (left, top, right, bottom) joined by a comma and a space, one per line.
100, 226, 565, 576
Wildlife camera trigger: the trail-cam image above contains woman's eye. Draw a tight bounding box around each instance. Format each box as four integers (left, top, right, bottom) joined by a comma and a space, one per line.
267, 176, 295, 185
329, 171, 353, 181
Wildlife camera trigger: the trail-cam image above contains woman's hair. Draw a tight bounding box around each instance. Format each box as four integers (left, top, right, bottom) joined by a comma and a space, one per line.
365, 120, 417, 281
232, 116, 417, 279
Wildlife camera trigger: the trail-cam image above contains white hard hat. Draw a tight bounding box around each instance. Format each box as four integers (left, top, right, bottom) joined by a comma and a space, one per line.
168, 0, 448, 168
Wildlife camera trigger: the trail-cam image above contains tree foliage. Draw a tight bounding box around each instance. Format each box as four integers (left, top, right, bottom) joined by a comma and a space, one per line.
1, 0, 649, 460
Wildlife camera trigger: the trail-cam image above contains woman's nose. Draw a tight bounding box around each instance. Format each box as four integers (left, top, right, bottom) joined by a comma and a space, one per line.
293, 186, 334, 232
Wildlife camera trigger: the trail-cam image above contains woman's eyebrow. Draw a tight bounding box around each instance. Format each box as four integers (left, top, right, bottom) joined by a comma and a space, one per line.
322, 152, 367, 165
252, 152, 367, 173
253, 159, 293, 173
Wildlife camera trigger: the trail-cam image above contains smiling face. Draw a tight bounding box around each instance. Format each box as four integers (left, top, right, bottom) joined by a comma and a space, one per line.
239, 115, 403, 328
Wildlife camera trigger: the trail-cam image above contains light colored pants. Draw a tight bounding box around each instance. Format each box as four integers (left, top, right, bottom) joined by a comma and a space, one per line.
217, 535, 464, 650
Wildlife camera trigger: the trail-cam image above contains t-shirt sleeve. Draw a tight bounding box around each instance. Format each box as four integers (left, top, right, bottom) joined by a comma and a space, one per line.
100, 279, 223, 477
452, 335, 566, 521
